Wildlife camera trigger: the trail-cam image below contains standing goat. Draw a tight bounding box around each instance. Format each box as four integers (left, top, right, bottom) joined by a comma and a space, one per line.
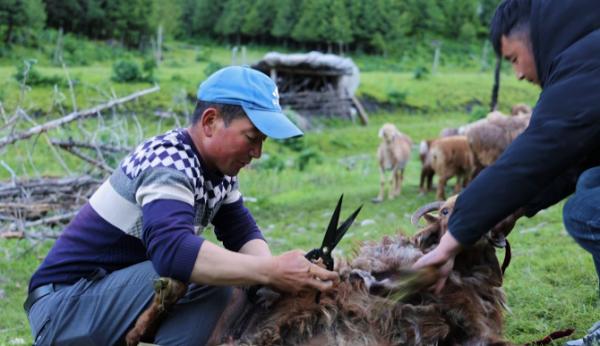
426, 136, 475, 200
373, 123, 412, 203
465, 111, 531, 176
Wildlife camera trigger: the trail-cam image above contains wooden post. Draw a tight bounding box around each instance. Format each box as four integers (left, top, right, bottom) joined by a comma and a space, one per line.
431, 40, 441, 74
53, 28, 63, 65
155, 25, 163, 67
351, 95, 369, 126
231, 46, 238, 65
480, 40, 489, 71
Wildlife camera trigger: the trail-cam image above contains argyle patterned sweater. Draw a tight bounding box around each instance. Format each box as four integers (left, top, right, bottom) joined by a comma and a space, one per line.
29, 129, 264, 292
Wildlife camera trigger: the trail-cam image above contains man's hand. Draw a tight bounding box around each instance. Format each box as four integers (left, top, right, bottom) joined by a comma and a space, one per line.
412, 232, 462, 293
267, 250, 339, 294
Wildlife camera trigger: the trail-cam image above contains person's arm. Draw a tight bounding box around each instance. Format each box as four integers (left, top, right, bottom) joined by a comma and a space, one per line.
190, 242, 336, 293
238, 238, 271, 257
212, 198, 267, 252
521, 149, 600, 217
448, 73, 600, 246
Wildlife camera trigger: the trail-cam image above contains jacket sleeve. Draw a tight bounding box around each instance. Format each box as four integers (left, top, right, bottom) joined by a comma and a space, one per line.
448, 71, 600, 246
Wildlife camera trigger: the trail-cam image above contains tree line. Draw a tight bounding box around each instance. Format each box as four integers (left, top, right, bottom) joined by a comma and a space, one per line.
1, 0, 501, 54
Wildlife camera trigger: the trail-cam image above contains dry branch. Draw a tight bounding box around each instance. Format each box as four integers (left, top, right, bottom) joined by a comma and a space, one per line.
0, 85, 160, 149
50, 139, 131, 154
2, 210, 77, 232
0, 176, 101, 199
55, 145, 114, 173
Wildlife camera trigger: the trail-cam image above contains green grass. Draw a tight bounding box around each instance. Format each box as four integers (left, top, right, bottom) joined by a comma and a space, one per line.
0, 41, 596, 345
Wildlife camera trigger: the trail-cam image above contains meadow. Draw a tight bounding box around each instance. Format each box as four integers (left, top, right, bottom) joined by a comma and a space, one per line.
0, 40, 597, 345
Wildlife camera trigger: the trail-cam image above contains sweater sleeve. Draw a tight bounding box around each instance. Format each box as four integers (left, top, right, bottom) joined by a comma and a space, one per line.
212, 197, 265, 252
136, 168, 203, 282
449, 70, 600, 246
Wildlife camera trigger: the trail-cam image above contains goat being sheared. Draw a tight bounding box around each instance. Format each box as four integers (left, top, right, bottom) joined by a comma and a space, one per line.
206, 194, 515, 345
128, 195, 514, 345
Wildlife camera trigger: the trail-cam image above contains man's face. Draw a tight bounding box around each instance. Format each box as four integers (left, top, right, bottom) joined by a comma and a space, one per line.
501, 34, 539, 85
209, 115, 266, 176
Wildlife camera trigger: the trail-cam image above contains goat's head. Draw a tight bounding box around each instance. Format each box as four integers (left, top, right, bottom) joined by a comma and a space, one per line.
418, 139, 432, 164
378, 123, 400, 144
410, 195, 457, 252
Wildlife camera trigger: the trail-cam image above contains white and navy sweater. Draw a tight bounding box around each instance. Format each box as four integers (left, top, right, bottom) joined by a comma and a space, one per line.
29, 129, 264, 292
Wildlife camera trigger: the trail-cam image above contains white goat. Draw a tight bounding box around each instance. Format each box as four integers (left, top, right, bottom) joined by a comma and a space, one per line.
373, 123, 412, 202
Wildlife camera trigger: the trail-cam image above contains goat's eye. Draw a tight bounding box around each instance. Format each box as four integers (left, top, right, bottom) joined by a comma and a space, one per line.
441, 208, 449, 216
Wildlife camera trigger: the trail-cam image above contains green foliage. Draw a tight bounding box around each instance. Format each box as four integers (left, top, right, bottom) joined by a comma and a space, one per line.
413, 66, 430, 80
215, 0, 251, 41
111, 59, 144, 83
13, 59, 62, 85
7, 0, 506, 59
0, 0, 46, 45
271, 0, 299, 39
387, 90, 408, 107
291, 0, 330, 43
195, 47, 213, 62
179, 0, 224, 38
468, 105, 489, 122
242, 0, 276, 38
203, 61, 224, 78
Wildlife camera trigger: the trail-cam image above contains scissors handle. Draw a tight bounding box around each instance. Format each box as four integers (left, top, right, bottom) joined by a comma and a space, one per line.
305, 248, 334, 270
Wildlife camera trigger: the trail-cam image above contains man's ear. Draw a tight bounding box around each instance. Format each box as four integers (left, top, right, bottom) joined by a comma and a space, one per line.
200, 107, 219, 137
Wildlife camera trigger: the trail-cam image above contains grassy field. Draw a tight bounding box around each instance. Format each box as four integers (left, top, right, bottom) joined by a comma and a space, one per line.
0, 41, 597, 345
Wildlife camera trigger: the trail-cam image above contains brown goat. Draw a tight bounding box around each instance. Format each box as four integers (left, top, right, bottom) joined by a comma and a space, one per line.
373, 123, 413, 202
426, 136, 475, 200
465, 111, 531, 176
129, 197, 571, 346
203, 195, 512, 346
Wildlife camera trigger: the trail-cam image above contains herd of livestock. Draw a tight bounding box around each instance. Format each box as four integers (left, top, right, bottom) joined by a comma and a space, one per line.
376, 104, 532, 202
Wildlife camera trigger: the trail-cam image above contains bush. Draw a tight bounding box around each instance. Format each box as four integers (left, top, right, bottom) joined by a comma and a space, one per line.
111, 60, 144, 83
203, 61, 225, 78
195, 47, 213, 62
468, 105, 489, 122
13, 59, 63, 86
387, 90, 408, 107
413, 66, 430, 80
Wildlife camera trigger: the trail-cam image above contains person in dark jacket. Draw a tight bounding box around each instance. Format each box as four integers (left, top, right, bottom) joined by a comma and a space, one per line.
414, 0, 600, 344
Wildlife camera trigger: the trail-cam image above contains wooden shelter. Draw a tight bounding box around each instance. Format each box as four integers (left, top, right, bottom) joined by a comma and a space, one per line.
252, 52, 368, 124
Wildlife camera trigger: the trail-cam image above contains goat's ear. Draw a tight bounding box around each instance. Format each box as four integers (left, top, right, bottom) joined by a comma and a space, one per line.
378, 127, 384, 138
414, 224, 442, 250
423, 213, 438, 225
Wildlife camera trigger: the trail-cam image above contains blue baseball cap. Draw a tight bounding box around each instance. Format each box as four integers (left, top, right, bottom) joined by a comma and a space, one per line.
197, 66, 303, 139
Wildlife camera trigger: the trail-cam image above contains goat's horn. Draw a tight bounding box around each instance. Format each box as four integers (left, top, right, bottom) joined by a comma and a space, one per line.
411, 201, 445, 226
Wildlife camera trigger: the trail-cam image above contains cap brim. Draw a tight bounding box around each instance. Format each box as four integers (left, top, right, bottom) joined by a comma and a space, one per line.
243, 107, 303, 139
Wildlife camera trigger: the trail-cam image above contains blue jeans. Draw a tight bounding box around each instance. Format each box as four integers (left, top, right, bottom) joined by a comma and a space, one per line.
563, 166, 600, 287
26, 261, 232, 345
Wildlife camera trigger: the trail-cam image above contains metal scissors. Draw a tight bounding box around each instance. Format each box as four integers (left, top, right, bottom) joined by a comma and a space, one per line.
305, 194, 362, 271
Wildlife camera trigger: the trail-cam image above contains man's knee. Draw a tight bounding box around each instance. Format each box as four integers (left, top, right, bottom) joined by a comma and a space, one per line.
576, 166, 600, 192
563, 195, 584, 237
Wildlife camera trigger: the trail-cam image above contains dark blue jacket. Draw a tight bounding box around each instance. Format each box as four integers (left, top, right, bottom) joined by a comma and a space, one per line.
450, 0, 600, 245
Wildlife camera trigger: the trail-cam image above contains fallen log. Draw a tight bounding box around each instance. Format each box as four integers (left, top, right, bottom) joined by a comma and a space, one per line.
0, 85, 159, 149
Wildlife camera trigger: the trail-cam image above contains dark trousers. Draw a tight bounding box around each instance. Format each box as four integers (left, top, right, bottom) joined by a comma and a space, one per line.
26, 261, 231, 345
563, 166, 600, 288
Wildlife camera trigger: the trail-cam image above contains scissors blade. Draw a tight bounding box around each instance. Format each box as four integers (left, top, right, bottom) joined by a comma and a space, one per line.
331, 205, 362, 248
321, 194, 344, 249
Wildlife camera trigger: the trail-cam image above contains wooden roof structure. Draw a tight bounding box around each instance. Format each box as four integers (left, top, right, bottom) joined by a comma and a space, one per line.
252, 52, 368, 124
